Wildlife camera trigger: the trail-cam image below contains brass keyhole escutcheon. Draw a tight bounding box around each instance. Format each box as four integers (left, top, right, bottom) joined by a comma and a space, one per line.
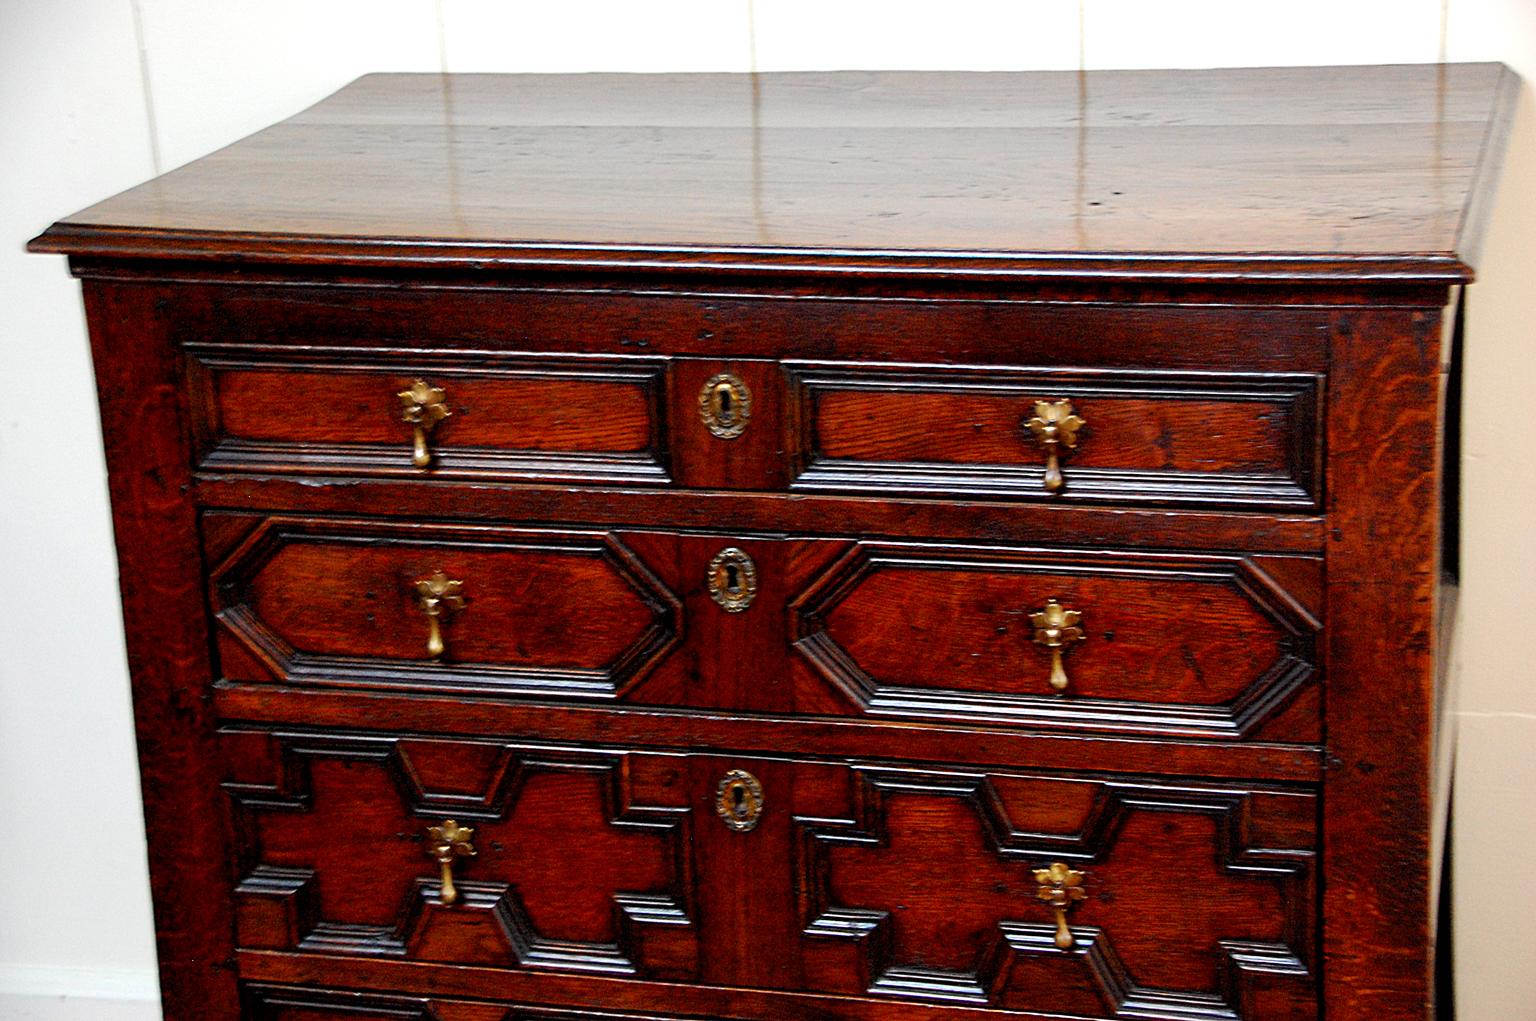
707, 547, 757, 612
698, 372, 752, 439
716, 769, 764, 832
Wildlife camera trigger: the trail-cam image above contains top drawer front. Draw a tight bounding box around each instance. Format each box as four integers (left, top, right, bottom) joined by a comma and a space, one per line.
188, 346, 669, 484
178, 286, 1328, 509
790, 364, 1322, 509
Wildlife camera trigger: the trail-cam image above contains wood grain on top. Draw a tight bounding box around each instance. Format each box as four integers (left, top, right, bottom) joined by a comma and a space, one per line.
30, 64, 1519, 281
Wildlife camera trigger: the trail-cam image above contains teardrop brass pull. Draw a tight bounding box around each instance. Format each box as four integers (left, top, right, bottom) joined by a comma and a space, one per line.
1031, 600, 1084, 692
413, 572, 465, 658
1034, 862, 1087, 948
1023, 399, 1084, 492
399, 380, 450, 468
698, 372, 751, 439
716, 769, 764, 832
425, 819, 476, 905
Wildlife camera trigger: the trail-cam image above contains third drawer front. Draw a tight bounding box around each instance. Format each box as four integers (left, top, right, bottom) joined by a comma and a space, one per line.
207, 515, 1321, 743
225, 728, 1319, 1020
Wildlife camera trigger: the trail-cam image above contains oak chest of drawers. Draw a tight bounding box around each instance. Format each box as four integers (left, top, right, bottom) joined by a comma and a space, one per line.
32, 64, 1516, 1021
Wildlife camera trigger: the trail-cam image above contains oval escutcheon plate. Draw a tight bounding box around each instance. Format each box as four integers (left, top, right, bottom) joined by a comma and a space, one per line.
698, 372, 752, 439
716, 769, 764, 832
707, 546, 758, 612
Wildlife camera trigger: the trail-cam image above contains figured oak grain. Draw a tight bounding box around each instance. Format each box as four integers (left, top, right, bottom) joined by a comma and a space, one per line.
29, 64, 1518, 281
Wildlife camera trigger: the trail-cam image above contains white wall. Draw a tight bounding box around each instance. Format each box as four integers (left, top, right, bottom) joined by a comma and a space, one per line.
2, 2, 1531, 1018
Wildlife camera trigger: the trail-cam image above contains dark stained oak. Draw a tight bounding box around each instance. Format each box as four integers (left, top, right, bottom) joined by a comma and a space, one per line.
209, 517, 680, 698
31, 65, 1516, 1021
224, 728, 1316, 1017
790, 542, 1321, 740
791, 363, 1321, 508
78, 284, 243, 1014
190, 350, 668, 485
209, 681, 1326, 784
1320, 308, 1451, 1017
206, 515, 1323, 742
28, 65, 1518, 282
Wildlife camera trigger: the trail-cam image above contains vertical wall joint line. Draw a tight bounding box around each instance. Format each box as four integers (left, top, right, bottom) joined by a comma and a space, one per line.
128, 0, 162, 175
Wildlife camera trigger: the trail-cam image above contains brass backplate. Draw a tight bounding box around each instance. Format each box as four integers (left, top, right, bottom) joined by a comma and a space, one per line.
698, 372, 752, 439
707, 547, 758, 612
716, 769, 764, 832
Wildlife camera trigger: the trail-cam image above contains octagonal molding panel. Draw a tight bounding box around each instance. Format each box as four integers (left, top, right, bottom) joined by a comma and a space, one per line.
790, 542, 1321, 740
209, 516, 680, 699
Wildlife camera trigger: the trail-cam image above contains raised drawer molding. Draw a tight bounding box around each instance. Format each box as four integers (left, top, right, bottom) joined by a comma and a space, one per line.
31, 64, 1516, 1021
208, 516, 681, 698
787, 364, 1323, 508
189, 347, 672, 485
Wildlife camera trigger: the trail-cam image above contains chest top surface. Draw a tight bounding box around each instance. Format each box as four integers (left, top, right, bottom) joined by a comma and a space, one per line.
30, 63, 1516, 283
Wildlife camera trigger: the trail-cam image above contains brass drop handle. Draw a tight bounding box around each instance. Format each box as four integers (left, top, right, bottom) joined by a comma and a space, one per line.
425, 819, 475, 905
1023, 399, 1084, 492
1031, 600, 1084, 692
399, 380, 451, 468
1034, 862, 1087, 949
413, 572, 465, 658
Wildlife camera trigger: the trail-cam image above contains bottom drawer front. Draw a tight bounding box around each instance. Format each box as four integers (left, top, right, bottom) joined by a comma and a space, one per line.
225, 729, 1317, 1020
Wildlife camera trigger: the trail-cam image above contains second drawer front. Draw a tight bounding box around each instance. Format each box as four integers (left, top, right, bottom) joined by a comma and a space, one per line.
224, 729, 1318, 1019
207, 516, 1321, 742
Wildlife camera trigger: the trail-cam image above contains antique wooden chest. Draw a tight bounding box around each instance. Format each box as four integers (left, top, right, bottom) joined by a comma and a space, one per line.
31, 64, 1516, 1020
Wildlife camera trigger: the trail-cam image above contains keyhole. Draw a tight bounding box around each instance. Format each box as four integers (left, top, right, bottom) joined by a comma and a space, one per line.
707, 547, 755, 612
699, 374, 750, 439
716, 768, 762, 831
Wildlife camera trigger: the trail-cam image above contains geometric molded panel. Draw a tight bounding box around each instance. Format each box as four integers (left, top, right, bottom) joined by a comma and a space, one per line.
792, 542, 1321, 740
800, 768, 1317, 1019
223, 730, 697, 980
209, 516, 680, 699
